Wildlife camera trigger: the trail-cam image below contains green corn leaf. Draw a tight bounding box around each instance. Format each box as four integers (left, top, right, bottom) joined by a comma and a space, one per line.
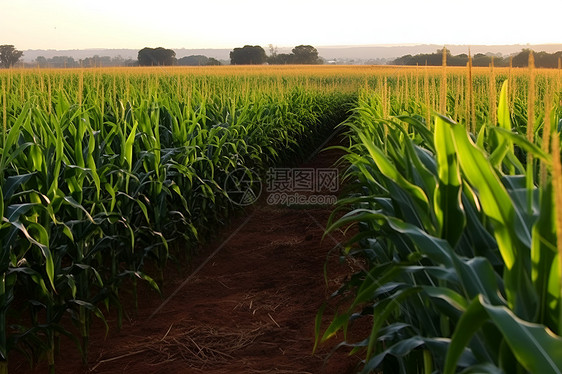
547, 260, 561, 332
382, 213, 455, 268
0, 103, 30, 173
449, 121, 518, 269
47, 105, 65, 199
5, 203, 39, 223
124, 120, 138, 171
531, 184, 559, 327
3, 142, 33, 169
313, 304, 326, 353
104, 183, 117, 212
385, 212, 501, 303
29, 144, 43, 172
358, 131, 429, 209
136, 198, 150, 224
445, 295, 562, 374
65, 275, 77, 299
8, 267, 49, 296
423, 286, 469, 312
444, 297, 493, 374
492, 126, 550, 162
68, 300, 108, 335
497, 80, 510, 131
434, 115, 466, 246
366, 287, 422, 359
490, 80, 512, 168
321, 313, 351, 342
459, 363, 505, 374
456, 257, 503, 304
10, 221, 55, 291
86, 128, 101, 200
363, 337, 425, 372
63, 196, 95, 224
476, 125, 487, 149
506, 151, 526, 174
2, 173, 35, 200
486, 298, 562, 373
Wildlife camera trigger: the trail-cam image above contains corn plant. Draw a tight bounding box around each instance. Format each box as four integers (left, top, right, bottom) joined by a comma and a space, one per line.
0, 68, 356, 372
318, 79, 562, 373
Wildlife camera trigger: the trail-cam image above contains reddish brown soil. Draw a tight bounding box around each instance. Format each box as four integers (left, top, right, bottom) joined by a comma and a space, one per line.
12, 136, 366, 374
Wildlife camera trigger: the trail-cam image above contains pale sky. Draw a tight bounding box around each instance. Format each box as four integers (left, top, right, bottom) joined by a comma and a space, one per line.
1, 0, 560, 50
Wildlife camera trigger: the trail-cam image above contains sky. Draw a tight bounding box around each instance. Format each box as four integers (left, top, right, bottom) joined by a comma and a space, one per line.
1, 0, 560, 51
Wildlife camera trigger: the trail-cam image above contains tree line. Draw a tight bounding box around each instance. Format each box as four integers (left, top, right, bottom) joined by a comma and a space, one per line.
138, 44, 323, 66
137, 47, 221, 66
6, 43, 561, 68
0, 44, 322, 68
391, 48, 562, 68
34, 55, 138, 68
230, 45, 322, 65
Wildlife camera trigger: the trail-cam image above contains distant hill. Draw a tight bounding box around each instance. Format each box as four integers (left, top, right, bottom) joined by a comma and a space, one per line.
21, 44, 562, 64
317, 44, 562, 60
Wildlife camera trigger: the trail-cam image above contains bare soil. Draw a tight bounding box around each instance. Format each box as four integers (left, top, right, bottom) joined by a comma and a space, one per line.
12, 136, 366, 374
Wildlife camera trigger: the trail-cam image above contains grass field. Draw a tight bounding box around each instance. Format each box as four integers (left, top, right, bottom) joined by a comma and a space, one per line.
1, 63, 561, 373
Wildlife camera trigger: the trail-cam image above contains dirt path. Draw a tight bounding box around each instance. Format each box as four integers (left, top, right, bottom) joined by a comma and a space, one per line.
15, 135, 363, 374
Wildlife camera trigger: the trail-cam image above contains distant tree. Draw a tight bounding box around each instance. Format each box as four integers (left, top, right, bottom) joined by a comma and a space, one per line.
537, 51, 562, 68
512, 49, 532, 68
79, 55, 129, 67
35, 56, 48, 68
81, 55, 107, 67
111, 55, 125, 66
511, 50, 562, 68
34, 54, 136, 68
292, 45, 321, 64
206, 57, 221, 66
178, 55, 209, 66
270, 53, 294, 65
446, 55, 466, 66
230, 45, 267, 65
49, 56, 78, 68
392, 54, 413, 65
138, 47, 176, 66
0, 45, 24, 68
391, 49, 512, 67
472, 53, 494, 67
267, 45, 323, 65
177, 55, 221, 66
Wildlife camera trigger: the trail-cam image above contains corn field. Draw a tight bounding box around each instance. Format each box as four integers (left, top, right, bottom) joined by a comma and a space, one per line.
0, 66, 355, 373
317, 61, 562, 373
0, 63, 561, 373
